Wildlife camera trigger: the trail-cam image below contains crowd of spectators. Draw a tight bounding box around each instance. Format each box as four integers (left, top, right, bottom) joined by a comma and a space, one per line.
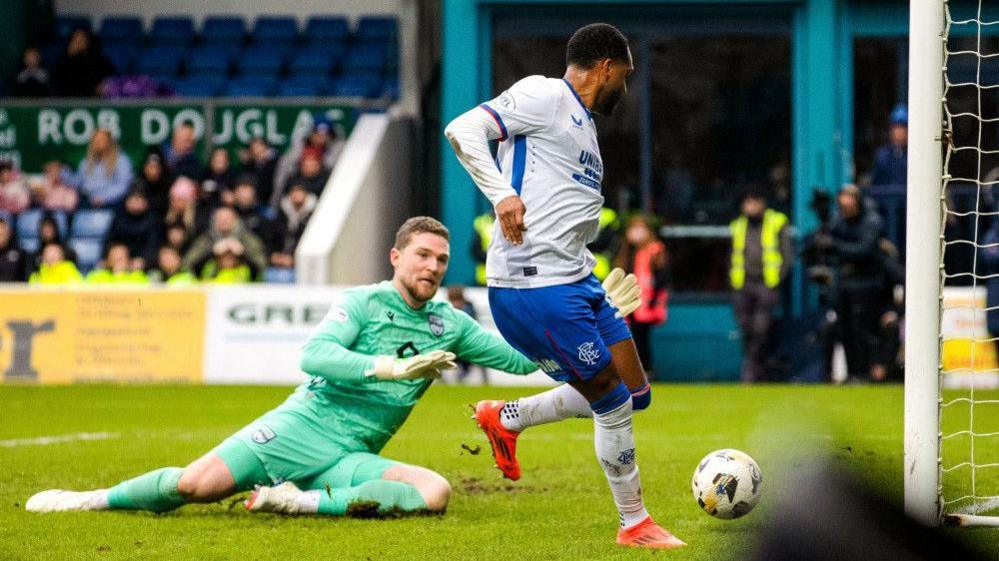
0, 115, 340, 285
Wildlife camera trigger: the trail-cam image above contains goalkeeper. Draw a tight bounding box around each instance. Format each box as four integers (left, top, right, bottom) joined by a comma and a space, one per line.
27, 217, 547, 518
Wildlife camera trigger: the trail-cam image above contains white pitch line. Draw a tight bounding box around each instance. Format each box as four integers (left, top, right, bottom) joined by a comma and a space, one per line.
0, 432, 118, 448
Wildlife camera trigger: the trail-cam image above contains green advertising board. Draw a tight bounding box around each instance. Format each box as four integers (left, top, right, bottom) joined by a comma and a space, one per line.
0, 101, 356, 172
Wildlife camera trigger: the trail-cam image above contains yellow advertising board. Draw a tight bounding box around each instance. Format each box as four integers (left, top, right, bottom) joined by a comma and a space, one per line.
0, 289, 205, 384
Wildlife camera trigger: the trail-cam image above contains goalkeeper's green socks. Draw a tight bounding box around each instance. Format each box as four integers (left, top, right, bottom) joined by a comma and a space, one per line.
107, 467, 186, 513
311, 480, 428, 516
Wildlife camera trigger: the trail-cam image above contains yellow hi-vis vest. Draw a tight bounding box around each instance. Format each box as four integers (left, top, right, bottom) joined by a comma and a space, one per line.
473, 213, 494, 286
730, 208, 788, 290
592, 207, 619, 281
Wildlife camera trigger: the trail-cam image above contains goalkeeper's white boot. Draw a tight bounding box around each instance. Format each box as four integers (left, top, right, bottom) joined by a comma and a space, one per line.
25, 489, 109, 512
245, 482, 308, 514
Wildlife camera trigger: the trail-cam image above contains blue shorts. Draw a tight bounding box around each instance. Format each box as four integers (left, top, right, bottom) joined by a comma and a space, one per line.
488, 274, 632, 382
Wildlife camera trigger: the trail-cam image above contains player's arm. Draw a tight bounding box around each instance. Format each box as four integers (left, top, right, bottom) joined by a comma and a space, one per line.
300, 293, 455, 382
452, 310, 539, 375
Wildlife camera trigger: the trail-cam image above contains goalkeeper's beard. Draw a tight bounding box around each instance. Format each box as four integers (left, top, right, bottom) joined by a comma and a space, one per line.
400, 276, 439, 305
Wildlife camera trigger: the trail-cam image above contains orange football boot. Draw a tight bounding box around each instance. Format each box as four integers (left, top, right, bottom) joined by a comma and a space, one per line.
616, 516, 687, 549
473, 400, 521, 481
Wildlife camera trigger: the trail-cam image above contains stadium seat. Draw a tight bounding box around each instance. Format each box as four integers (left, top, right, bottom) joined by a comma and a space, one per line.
43, 44, 65, 68
355, 16, 397, 42
304, 16, 350, 44
237, 48, 285, 76
99, 17, 144, 47
382, 77, 400, 100
201, 16, 246, 45
19, 237, 39, 255
225, 77, 277, 97
56, 15, 91, 41
150, 16, 195, 45
264, 267, 296, 283
69, 238, 103, 272
187, 48, 233, 76
277, 79, 323, 97
342, 46, 386, 73
252, 16, 298, 44
287, 47, 339, 76
70, 209, 115, 239
102, 45, 135, 74
331, 75, 381, 98
16, 209, 68, 241
173, 76, 226, 97
135, 46, 185, 77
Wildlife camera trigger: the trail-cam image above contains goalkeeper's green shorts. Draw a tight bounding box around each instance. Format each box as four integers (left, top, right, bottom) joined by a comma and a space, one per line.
212, 403, 400, 491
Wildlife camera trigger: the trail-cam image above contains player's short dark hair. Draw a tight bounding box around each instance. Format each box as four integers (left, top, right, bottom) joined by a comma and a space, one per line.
395, 216, 450, 249
566, 23, 630, 69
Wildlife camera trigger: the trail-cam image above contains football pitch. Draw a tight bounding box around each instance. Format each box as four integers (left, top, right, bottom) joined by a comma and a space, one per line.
3, 384, 998, 560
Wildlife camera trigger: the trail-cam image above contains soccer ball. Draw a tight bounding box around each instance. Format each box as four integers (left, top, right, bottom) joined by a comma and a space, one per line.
691, 449, 762, 519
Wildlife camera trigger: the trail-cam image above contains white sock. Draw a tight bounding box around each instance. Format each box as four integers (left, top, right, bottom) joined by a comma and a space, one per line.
499, 384, 592, 432
297, 490, 322, 513
593, 399, 649, 528
92, 489, 110, 510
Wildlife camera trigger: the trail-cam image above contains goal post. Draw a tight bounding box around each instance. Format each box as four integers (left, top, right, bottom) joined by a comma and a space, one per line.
904, 0, 945, 527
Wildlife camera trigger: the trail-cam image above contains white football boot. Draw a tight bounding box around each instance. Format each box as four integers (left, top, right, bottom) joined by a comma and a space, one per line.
245, 482, 310, 514
25, 489, 109, 512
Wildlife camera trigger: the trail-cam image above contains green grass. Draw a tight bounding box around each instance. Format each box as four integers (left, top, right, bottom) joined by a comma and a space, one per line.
1, 384, 997, 560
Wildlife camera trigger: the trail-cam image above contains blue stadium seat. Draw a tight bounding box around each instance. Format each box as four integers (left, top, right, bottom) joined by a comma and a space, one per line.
16, 209, 68, 241
304, 16, 349, 44
287, 47, 339, 76
252, 16, 298, 44
201, 16, 246, 45
135, 46, 185, 77
43, 44, 65, 68
102, 45, 135, 74
331, 75, 381, 98
99, 17, 144, 47
277, 79, 322, 97
225, 77, 277, 97
56, 15, 91, 41
70, 209, 115, 239
173, 76, 225, 97
187, 47, 233, 76
151, 16, 195, 45
69, 238, 103, 272
382, 77, 399, 100
19, 237, 39, 255
355, 16, 397, 42
342, 46, 386, 73
264, 267, 296, 283
237, 48, 285, 76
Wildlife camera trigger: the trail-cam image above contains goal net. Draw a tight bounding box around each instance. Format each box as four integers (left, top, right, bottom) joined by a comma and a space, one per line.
907, 0, 999, 527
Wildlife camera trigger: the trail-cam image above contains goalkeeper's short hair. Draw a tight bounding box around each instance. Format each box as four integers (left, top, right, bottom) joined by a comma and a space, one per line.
395, 216, 451, 250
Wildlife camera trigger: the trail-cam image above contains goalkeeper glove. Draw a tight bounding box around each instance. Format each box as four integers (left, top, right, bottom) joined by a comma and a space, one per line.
365, 350, 457, 381
602, 267, 642, 319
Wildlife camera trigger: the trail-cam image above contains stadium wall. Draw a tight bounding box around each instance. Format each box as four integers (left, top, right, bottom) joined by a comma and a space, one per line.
0, 285, 555, 386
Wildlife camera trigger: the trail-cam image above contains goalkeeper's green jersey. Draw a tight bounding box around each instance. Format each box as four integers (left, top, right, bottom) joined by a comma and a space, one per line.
289, 280, 538, 453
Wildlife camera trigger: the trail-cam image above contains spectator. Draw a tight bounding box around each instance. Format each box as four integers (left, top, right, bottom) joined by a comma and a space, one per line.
0, 160, 30, 214
76, 129, 134, 208
447, 285, 481, 383
233, 178, 278, 247
872, 104, 908, 187
85, 242, 148, 284
29, 160, 78, 212
272, 183, 317, 268
28, 242, 82, 284
815, 184, 886, 381
132, 150, 174, 216
730, 187, 793, 383
470, 212, 494, 286
273, 115, 344, 204
30, 215, 76, 272
163, 122, 202, 180
588, 207, 622, 281
200, 147, 238, 207
148, 245, 196, 286
202, 237, 252, 283
0, 217, 27, 281
10, 46, 50, 97
614, 214, 670, 379
50, 28, 113, 97
163, 223, 192, 255
240, 138, 278, 205
105, 188, 161, 270
164, 176, 210, 237
285, 152, 331, 197
182, 206, 266, 279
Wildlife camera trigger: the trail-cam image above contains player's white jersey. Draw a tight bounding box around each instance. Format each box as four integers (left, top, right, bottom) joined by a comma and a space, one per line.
479, 75, 604, 288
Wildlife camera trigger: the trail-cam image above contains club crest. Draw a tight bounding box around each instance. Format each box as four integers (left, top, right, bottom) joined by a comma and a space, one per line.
428, 313, 445, 337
